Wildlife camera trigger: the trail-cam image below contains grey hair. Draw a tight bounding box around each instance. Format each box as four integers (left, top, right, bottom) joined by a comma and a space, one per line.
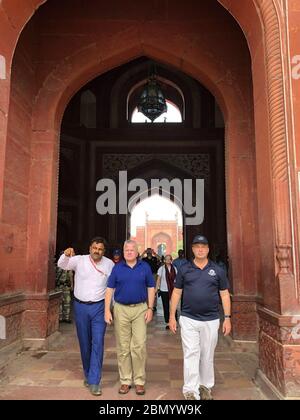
123, 239, 138, 251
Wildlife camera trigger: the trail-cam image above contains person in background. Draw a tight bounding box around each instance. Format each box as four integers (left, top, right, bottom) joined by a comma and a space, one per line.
215, 250, 228, 274
155, 254, 178, 329
173, 249, 188, 271
112, 248, 123, 264
55, 257, 73, 323
142, 248, 161, 311
173, 249, 188, 311
159, 255, 165, 267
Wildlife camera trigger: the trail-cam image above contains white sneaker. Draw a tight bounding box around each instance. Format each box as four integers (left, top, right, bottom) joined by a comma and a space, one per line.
199, 385, 213, 400
184, 392, 196, 400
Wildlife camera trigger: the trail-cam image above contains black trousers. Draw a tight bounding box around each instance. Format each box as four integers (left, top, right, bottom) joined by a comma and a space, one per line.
160, 291, 178, 323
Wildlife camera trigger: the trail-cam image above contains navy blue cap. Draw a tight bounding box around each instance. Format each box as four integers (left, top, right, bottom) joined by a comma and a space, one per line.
113, 249, 122, 256
192, 235, 209, 245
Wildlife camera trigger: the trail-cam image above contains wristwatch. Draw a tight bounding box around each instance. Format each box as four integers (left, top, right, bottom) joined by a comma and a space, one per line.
148, 307, 154, 311
224, 315, 231, 318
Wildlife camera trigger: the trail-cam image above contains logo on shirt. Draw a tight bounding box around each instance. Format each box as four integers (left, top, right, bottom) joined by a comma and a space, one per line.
208, 269, 216, 276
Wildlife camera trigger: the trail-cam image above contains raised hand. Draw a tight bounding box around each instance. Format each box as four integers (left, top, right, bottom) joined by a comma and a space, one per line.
64, 247, 75, 257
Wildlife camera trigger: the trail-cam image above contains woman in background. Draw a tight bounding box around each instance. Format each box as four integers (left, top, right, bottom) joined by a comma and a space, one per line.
156, 254, 178, 329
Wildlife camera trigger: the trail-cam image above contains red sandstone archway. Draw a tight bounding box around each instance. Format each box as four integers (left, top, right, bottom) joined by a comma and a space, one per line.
30, 27, 255, 293
0, 0, 299, 398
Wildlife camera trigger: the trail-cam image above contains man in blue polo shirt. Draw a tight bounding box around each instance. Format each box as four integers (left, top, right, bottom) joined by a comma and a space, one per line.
105, 240, 155, 396
169, 235, 231, 400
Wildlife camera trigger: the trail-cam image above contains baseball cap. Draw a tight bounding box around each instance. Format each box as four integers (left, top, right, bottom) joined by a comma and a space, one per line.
192, 235, 209, 245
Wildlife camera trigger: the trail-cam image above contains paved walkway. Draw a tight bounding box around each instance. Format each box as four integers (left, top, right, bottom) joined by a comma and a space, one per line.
0, 306, 266, 400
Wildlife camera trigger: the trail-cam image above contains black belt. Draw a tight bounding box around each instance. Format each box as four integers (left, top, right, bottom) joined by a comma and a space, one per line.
74, 296, 102, 305
116, 301, 146, 307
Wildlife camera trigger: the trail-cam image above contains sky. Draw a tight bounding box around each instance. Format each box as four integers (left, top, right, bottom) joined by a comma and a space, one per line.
131, 100, 182, 123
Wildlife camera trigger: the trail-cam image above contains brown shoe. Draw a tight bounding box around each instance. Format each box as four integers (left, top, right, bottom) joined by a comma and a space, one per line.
199, 385, 213, 400
135, 384, 145, 395
118, 384, 131, 394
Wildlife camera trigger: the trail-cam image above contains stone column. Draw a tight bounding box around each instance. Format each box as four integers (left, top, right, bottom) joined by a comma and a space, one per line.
254, 0, 300, 398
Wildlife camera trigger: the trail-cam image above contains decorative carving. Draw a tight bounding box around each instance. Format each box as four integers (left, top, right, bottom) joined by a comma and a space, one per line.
259, 315, 300, 396
231, 301, 259, 340
255, 0, 287, 182
259, 331, 285, 393
276, 244, 291, 274
260, 316, 300, 345
102, 154, 210, 180
254, 0, 294, 281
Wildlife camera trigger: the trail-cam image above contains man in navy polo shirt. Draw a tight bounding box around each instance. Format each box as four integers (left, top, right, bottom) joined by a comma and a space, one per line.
169, 235, 231, 400
105, 240, 155, 396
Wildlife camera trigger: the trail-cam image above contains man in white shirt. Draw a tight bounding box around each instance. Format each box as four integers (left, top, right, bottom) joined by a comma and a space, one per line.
57, 237, 114, 396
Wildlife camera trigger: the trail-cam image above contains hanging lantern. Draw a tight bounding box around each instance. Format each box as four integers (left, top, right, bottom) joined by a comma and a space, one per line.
137, 73, 167, 122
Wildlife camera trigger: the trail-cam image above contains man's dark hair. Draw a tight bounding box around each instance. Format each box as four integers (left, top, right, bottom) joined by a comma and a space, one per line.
89, 237, 107, 248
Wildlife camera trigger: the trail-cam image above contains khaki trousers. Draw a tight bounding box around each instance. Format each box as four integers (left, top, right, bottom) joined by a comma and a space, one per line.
113, 302, 148, 386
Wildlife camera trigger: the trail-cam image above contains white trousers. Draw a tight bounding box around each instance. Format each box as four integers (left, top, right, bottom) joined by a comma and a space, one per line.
180, 316, 220, 399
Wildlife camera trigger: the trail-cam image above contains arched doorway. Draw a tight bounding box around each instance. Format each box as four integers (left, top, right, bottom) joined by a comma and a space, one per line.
129, 193, 184, 257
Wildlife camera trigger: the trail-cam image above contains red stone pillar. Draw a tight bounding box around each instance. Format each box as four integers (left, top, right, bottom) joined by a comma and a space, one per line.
0, 9, 25, 350
0, 0, 60, 350
24, 128, 62, 348
219, 0, 300, 397
0, 14, 13, 216
226, 115, 260, 342
217, 0, 262, 343
255, 0, 300, 398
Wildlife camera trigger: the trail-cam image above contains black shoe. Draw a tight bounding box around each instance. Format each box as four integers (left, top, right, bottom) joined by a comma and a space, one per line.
165, 325, 170, 330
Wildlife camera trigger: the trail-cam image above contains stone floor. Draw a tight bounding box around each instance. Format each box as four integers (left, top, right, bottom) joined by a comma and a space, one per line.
0, 302, 266, 400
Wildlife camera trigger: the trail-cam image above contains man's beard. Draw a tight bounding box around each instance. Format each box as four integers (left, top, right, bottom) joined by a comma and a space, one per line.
92, 253, 101, 260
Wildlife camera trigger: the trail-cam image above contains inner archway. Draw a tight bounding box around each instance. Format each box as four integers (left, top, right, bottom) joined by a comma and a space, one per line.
129, 194, 184, 257
57, 57, 227, 265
